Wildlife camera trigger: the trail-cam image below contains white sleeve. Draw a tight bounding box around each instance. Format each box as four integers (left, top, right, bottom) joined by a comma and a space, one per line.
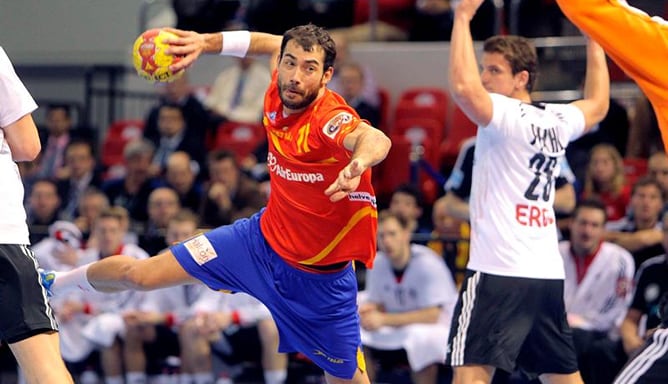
0, 47, 37, 128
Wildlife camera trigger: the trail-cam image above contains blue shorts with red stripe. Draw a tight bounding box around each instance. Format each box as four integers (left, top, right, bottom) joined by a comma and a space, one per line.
171, 210, 363, 379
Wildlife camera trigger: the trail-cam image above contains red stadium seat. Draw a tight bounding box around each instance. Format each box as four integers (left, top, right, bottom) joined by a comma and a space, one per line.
214, 121, 265, 162
101, 120, 144, 168
441, 105, 477, 167
394, 87, 448, 124
393, 117, 444, 168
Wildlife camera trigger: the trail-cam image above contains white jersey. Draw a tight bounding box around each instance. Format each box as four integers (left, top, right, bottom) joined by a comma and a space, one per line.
191, 288, 272, 326
559, 241, 635, 332
0, 47, 37, 245
362, 244, 458, 371
469, 93, 585, 279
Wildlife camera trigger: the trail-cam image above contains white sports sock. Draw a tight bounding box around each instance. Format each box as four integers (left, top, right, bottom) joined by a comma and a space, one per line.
264, 369, 287, 384
52, 263, 95, 295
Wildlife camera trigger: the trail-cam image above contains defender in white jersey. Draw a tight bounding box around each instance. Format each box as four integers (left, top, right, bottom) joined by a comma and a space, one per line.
0, 46, 74, 383
360, 211, 457, 383
445, 0, 610, 383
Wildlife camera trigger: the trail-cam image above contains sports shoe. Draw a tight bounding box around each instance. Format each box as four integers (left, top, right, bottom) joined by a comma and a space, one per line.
38, 268, 56, 297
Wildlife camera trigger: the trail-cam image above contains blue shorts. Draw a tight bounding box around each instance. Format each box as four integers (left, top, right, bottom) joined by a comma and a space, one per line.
171, 210, 363, 379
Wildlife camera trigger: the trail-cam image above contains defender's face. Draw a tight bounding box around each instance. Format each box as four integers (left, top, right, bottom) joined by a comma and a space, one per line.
277, 40, 332, 112
480, 52, 523, 96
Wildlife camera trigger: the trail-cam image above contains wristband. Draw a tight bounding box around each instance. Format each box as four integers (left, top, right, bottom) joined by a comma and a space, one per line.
220, 31, 251, 58
165, 313, 175, 328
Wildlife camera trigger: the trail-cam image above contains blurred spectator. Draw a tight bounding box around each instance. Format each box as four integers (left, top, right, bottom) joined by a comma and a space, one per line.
388, 183, 432, 241
172, 0, 241, 32
102, 138, 160, 225
409, 0, 453, 41
122, 209, 204, 384
647, 151, 668, 201
335, 61, 381, 127
567, 98, 630, 181
180, 288, 288, 384
360, 211, 457, 384
55, 139, 103, 221
148, 103, 206, 175
205, 57, 271, 124
71, 208, 150, 384
627, 93, 662, 158
427, 196, 469, 286
32, 221, 83, 271
331, 0, 415, 41
328, 33, 380, 108
613, 292, 668, 383
139, 187, 181, 255
583, 226, 668, 384
199, 149, 266, 228
144, 75, 211, 148
26, 178, 61, 244
558, 199, 635, 382
606, 177, 664, 268
34, 104, 93, 180
72, 187, 110, 249
162, 151, 204, 213
578, 144, 630, 221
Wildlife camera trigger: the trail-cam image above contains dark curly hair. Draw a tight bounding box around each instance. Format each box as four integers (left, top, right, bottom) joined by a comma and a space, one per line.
281, 24, 337, 71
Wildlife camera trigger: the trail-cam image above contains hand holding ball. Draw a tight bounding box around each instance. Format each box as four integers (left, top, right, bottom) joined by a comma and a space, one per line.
133, 29, 183, 83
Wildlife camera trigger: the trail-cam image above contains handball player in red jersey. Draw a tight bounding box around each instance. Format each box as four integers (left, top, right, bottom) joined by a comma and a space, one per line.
41, 24, 391, 384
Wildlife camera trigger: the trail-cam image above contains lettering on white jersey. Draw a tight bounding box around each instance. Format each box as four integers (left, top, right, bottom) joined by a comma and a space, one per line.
347, 191, 377, 207
529, 124, 566, 154
184, 235, 217, 265
323, 112, 352, 139
267, 152, 325, 183
515, 203, 555, 227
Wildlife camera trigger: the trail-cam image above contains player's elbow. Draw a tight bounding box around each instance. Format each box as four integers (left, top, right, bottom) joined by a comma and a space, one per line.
12, 141, 41, 162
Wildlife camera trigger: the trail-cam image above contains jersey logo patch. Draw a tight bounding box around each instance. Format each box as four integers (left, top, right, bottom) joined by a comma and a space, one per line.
183, 235, 217, 265
323, 112, 352, 139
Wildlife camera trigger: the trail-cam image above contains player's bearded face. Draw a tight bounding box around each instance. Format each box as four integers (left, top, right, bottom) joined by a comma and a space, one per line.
278, 75, 321, 110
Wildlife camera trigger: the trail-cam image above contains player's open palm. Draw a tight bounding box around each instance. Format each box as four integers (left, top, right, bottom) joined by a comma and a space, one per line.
325, 159, 366, 202
163, 28, 206, 72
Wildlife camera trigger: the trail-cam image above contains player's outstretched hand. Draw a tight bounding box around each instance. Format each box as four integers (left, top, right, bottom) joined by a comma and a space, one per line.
325, 159, 366, 202
163, 28, 206, 73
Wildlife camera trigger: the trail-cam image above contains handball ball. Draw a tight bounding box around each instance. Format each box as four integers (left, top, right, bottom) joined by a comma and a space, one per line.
132, 29, 183, 83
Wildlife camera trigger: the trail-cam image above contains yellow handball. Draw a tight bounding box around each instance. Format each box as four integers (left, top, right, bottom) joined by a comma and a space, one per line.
132, 29, 184, 83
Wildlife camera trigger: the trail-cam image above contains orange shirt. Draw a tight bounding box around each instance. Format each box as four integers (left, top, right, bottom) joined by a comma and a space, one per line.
259, 71, 379, 268
556, 0, 668, 150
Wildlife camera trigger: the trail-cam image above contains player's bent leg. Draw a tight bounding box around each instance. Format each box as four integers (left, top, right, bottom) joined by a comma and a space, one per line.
539, 372, 584, 384
9, 331, 74, 384
452, 364, 495, 384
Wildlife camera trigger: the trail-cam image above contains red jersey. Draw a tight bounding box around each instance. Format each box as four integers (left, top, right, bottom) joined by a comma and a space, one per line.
259, 71, 378, 268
